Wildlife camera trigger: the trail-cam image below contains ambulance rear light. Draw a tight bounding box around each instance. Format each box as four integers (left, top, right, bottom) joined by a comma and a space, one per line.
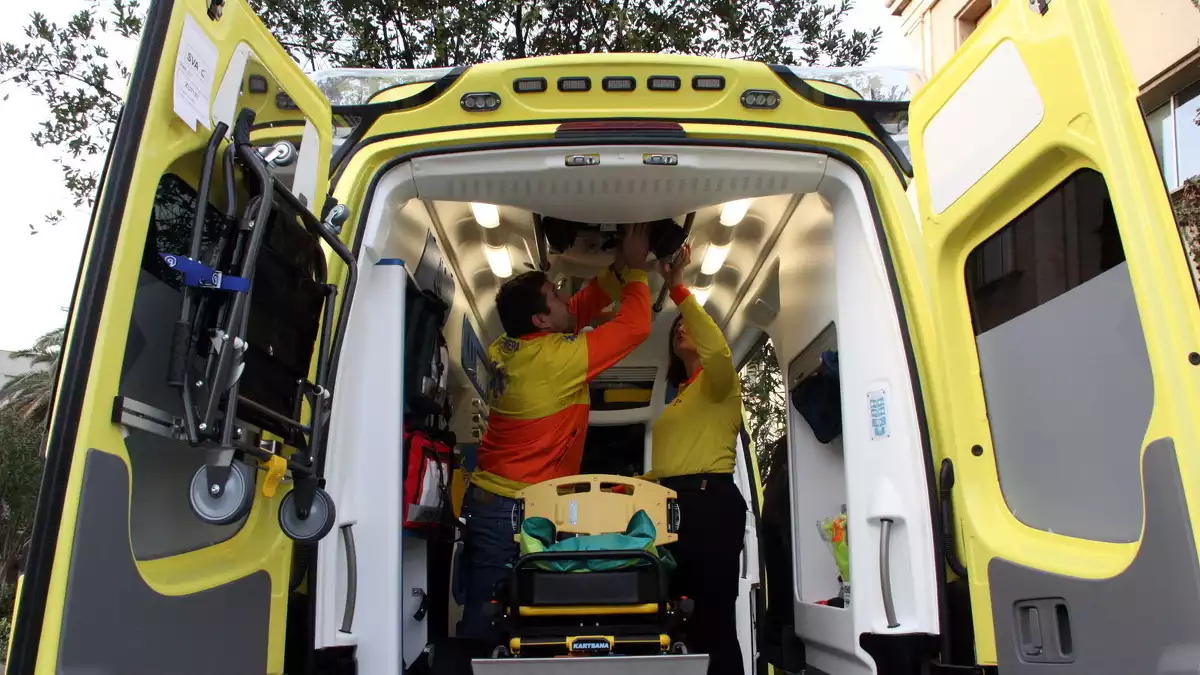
741, 89, 780, 109
460, 92, 501, 111
554, 121, 686, 139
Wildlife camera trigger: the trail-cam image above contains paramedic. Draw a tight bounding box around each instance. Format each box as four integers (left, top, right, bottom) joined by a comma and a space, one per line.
457, 224, 654, 646
651, 244, 747, 674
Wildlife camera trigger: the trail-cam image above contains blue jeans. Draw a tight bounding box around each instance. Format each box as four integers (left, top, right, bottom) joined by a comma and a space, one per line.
455, 485, 520, 644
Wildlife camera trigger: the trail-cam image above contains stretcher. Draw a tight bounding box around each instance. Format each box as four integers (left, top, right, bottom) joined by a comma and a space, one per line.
480, 475, 706, 672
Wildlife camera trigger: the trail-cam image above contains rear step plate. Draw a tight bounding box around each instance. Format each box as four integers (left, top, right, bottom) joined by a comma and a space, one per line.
470, 655, 709, 674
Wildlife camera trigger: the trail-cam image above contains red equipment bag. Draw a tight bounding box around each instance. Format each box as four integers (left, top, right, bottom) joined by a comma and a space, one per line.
403, 427, 453, 531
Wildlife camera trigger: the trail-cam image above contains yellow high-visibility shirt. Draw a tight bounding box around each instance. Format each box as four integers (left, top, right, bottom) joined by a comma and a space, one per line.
649, 286, 740, 478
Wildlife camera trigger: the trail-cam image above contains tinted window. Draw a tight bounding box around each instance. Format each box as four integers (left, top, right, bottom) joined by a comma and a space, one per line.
966, 169, 1125, 334
963, 169, 1152, 544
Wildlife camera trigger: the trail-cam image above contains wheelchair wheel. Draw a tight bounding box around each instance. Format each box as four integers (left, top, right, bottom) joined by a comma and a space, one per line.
189, 460, 256, 525
278, 487, 336, 543
490, 646, 510, 659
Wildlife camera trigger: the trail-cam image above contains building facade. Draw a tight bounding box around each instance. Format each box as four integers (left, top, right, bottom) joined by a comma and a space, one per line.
886, 0, 1200, 192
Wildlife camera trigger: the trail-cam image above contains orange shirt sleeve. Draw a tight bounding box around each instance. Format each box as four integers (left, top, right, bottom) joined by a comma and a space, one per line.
569, 265, 623, 328
582, 270, 652, 381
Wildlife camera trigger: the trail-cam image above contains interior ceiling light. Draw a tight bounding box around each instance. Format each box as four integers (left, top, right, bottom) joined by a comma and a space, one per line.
690, 285, 711, 307
484, 244, 513, 278
701, 243, 730, 275
471, 202, 500, 229
719, 198, 753, 227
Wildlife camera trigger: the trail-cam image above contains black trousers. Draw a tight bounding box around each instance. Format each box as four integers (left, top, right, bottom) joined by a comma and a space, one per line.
662, 473, 748, 675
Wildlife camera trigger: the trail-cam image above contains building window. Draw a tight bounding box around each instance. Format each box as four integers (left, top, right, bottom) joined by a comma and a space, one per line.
956, 0, 993, 46
1147, 78, 1200, 192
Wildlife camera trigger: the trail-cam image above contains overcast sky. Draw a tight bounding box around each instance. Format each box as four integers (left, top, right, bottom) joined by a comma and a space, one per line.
0, 0, 915, 351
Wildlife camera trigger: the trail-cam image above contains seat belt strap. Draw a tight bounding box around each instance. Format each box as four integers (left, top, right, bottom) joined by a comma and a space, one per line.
160, 253, 250, 292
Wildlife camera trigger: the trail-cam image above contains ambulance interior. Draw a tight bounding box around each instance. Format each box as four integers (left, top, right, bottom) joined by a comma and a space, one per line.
314, 143, 940, 674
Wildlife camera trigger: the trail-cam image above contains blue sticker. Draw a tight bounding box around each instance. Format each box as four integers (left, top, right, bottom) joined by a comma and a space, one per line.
868, 389, 889, 440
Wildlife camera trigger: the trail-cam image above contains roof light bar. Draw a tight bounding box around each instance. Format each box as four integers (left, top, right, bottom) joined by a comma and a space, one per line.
648, 75, 681, 91
558, 77, 592, 92
602, 76, 637, 92
513, 77, 547, 93
692, 75, 726, 91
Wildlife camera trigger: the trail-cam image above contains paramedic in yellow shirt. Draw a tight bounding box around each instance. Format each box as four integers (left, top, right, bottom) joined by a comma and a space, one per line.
651, 244, 747, 675
457, 224, 654, 647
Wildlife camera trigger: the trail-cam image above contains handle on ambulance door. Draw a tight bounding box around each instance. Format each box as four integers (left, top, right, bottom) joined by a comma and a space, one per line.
339, 523, 358, 633
879, 518, 899, 628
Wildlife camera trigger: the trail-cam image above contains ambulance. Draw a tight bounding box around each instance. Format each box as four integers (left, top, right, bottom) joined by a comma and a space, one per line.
6, 0, 1200, 673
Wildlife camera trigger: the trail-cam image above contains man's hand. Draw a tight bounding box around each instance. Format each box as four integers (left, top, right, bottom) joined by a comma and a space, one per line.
621, 223, 653, 271
658, 242, 691, 288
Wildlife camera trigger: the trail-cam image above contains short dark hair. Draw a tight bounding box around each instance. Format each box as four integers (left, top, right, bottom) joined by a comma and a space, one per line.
496, 271, 550, 338
666, 314, 688, 388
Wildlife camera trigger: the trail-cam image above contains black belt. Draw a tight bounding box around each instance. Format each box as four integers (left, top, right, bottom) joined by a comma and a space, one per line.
660, 473, 734, 491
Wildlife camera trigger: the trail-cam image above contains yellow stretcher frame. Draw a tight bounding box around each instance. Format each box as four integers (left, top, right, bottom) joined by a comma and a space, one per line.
516, 474, 679, 546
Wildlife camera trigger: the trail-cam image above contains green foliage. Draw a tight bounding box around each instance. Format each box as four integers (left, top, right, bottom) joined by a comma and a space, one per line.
0, 0, 143, 231
0, 327, 65, 423
739, 337, 787, 480
249, 0, 880, 69
0, 411, 46, 620
1174, 177, 1200, 274
2, 0, 880, 224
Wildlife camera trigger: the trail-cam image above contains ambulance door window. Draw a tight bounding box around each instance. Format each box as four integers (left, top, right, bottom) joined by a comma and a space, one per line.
963, 168, 1151, 544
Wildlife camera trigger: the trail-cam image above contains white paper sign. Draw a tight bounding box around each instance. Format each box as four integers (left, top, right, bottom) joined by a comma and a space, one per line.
173, 14, 219, 130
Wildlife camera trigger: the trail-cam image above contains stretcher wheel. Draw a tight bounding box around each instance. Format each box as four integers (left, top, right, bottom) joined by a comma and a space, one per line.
189, 460, 256, 525
671, 642, 688, 655
490, 646, 510, 659
278, 487, 336, 543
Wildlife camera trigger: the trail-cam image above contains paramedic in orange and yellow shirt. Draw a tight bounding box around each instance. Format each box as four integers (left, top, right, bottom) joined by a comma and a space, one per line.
456, 224, 654, 647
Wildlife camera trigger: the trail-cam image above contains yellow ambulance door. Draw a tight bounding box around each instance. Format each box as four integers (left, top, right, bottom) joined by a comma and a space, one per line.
5, 1, 335, 674
908, 0, 1200, 671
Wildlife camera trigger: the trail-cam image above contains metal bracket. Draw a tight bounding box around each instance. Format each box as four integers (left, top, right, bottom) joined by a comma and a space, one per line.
112, 396, 187, 441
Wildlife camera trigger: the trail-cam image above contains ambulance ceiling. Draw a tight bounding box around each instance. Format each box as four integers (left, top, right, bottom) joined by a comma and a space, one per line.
370, 145, 835, 342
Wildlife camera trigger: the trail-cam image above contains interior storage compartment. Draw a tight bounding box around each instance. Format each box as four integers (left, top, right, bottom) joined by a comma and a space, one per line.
786, 323, 847, 606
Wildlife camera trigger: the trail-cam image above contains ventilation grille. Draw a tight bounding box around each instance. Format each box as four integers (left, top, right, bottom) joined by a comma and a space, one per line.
592, 366, 657, 384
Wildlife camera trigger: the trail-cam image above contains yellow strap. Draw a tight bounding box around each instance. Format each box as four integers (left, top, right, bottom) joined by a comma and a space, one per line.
262, 455, 287, 498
